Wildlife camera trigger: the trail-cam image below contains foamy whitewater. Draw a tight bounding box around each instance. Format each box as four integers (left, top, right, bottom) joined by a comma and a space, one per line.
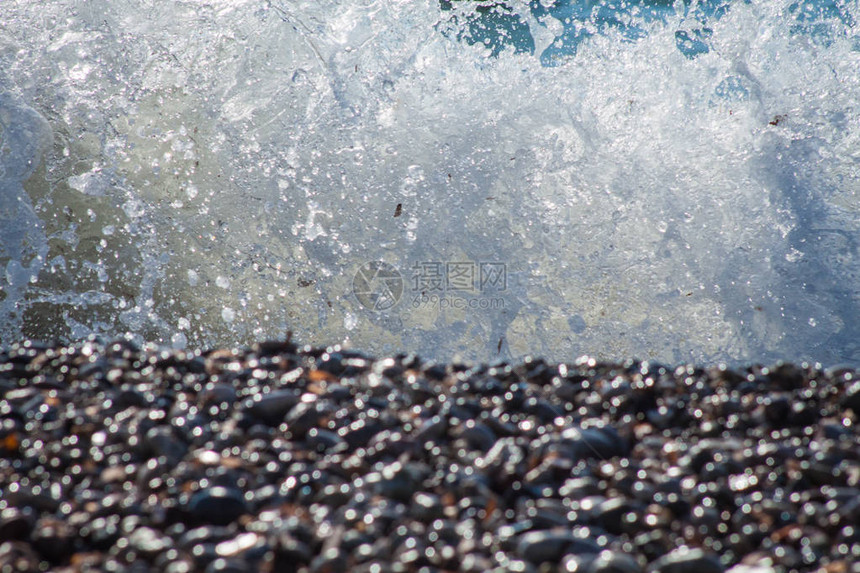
1, 0, 859, 365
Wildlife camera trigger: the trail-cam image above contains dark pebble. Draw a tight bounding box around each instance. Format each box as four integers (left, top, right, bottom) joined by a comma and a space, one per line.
589, 551, 644, 573
648, 548, 724, 573
0, 508, 33, 542
188, 486, 248, 525
843, 380, 860, 413
516, 529, 601, 564
242, 389, 300, 425
205, 557, 253, 573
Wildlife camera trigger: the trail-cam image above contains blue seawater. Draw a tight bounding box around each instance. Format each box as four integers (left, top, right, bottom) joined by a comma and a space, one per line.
441, 0, 855, 62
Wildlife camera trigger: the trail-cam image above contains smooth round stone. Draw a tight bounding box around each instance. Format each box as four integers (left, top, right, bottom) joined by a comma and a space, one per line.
552, 378, 580, 403
271, 533, 312, 570
461, 552, 494, 572
0, 508, 34, 542
822, 422, 853, 440
3, 485, 60, 514
767, 364, 805, 390
563, 554, 596, 572
309, 547, 348, 572
409, 492, 445, 522
516, 530, 601, 564
481, 411, 519, 436
284, 401, 324, 437
305, 428, 345, 452
523, 396, 564, 422
843, 380, 860, 413
594, 498, 645, 535
365, 461, 426, 502
188, 487, 248, 526
339, 418, 383, 449
194, 450, 223, 466
30, 517, 74, 563
128, 526, 173, 558
215, 532, 266, 559
156, 552, 187, 573
242, 390, 300, 425
144, 425, 188, 462
115, 387, 148, 409
647, 547, 724, 573
415, 415, 447, 443
201, 383, 237, 407
0, 541, 41, 572
179, 526, 236, 551
478, 437, 526, 479
312, 483, 352, 508
762, 396, 791, 426
455, 420, 497, 452
561, 426, 628, 460
524, 504, 570, 529
80, 515, 122, 550
559, 477, 602, 499
366, 430, 413, 460
497, 558, 539, 573
205, 557, 250, 573
405, 377, 436, 402
588, 551, 643, 573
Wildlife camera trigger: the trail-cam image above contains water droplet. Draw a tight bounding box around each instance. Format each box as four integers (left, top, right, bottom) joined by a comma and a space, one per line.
171, 332, 187, 348
344, 312, 358, 330
122, 199, 146, 218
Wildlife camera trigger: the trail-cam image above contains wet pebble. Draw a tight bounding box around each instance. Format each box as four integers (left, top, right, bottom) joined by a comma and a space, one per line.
0, 508, 33, 542
242, 389, 300, 425
516, 529, 602, 564
648, 547, 724, 573
188, 486, 248, 526
127, 526, 173, 559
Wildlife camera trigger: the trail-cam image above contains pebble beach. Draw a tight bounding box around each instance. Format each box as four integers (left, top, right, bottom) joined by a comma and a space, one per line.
1, 338, 859, 572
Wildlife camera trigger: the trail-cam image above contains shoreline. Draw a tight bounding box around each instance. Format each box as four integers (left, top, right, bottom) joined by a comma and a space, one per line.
1, 338, 858, 572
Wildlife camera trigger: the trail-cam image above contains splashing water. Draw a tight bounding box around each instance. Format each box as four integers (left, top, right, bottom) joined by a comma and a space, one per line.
1, 0, 860, 366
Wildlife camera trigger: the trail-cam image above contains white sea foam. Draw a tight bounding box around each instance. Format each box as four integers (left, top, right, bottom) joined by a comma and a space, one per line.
1, 0, 859, 365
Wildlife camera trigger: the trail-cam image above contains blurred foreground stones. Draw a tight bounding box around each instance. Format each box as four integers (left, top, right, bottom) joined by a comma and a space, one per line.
1, 338, 859, 572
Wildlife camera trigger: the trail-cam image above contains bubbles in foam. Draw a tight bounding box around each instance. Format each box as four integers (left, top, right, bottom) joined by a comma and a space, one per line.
1, 0, 859, 365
